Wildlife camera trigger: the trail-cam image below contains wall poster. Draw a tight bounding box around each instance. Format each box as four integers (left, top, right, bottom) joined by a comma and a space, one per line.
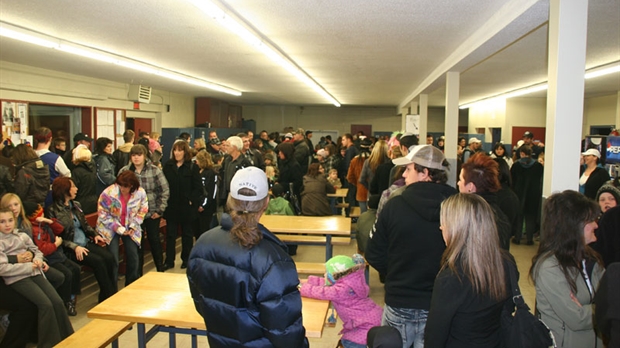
2, 101, 28, 145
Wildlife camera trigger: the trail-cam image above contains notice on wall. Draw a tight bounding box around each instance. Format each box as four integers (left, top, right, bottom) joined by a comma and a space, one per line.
2, 101, 28, 144
405, 114, 420, 136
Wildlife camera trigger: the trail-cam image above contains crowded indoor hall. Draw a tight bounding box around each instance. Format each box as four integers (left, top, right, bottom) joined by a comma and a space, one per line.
0, 0, 619, 347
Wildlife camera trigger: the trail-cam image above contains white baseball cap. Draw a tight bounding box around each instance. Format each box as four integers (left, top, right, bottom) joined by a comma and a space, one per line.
230, 167, 269, 201
582, 148, 601, 158
392, 145, 448, 170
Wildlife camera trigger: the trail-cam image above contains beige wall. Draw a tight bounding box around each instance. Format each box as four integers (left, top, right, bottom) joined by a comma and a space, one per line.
0, 61, 195, 134
243, 105, 401, 135
466, 94, 620, 145
584, 94, 618, 136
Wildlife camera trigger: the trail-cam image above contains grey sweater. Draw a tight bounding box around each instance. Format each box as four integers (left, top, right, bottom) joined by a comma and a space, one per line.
0, 229, 44, 285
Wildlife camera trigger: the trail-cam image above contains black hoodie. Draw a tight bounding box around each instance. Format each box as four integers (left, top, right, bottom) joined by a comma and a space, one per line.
367, 181, 457, 310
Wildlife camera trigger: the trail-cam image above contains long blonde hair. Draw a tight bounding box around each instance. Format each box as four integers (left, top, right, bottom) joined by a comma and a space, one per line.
368, 139, 389, 172
0, 193, 31, 232
226, 190, 268, 248
440, 194, 507, 301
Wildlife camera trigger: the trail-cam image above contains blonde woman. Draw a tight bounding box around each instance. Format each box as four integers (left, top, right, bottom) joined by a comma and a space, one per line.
425, 194, 514, 348
70, 145, 97, 214
187, 167, 308, 347
360, 140, 389, 207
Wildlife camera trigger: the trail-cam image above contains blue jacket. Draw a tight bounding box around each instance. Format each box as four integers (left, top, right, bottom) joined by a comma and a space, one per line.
187, 214, 309, 348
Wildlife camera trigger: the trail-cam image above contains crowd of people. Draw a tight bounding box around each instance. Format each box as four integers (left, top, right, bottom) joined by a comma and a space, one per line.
0, 124, 618, 348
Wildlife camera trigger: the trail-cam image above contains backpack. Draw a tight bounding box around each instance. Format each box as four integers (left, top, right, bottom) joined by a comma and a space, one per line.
502, 262, 556, 348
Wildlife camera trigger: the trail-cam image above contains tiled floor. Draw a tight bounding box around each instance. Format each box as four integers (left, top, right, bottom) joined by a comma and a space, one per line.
55, 232, 539, 347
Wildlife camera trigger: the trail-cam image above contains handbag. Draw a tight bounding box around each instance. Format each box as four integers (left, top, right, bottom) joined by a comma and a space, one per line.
502, 263, 556, 348
287, 182, 302, 215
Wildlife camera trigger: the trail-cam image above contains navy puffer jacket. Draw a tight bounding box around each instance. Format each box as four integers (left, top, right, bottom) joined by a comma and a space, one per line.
187, 214, 308, 348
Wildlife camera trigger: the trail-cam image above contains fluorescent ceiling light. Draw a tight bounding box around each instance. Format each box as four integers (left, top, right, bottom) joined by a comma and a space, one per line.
460, 60, 620, 109
188, 0, 341, 107
0, 22, 242, 96
584, 61, 620, 79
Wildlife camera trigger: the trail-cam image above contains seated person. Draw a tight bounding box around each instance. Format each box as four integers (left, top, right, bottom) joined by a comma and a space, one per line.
301, 163, 335, 216
265, 184, 294, 216
0, 208, 73, 347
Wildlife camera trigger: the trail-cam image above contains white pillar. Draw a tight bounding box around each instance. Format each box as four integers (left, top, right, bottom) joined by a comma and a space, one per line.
445, 72, 460, 187
400, 107, 408, 131
419, 95, 428, 144
615, 91, 620, 129
543, 0, 589, 197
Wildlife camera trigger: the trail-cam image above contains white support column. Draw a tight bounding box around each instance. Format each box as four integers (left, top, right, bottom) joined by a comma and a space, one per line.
445, 72, 460, 187
419, 95, 428, 144
615, 91, 620, 129
400, 107, 408, 131
543, 0, 589, 197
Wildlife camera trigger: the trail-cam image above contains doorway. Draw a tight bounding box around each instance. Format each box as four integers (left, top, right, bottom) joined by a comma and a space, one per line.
126, 118, 152, 137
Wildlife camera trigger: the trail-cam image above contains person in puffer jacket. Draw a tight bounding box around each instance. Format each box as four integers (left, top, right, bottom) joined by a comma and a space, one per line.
11, 144, 50, 206
187, 167, 308, 348
300, 254, 383, 348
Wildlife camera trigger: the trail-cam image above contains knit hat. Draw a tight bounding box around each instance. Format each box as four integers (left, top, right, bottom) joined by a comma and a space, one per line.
596, 184, 620, 205
325, 254, 365, 286
23, 202, 43, 220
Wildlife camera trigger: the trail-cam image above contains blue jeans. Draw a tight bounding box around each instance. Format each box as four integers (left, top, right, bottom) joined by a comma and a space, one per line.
358, 200, 368, 214
109, 234, 140, 286
382, 305, 428, 348
341, 339, 366, 348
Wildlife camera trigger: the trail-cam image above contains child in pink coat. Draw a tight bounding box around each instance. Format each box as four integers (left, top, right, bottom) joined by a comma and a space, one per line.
300, 254, 382, 348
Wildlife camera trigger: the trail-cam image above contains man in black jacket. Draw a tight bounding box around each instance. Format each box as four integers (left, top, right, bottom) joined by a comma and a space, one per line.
366, 145, 457, 348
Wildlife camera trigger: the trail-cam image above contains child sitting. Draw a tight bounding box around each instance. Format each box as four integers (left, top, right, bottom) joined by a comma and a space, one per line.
300, 254, 382, 348
0, 208, 73, 347
265, 183, 294, 216
328, 168, 342, 189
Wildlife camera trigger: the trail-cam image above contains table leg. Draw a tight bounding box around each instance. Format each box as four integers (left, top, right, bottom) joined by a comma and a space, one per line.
169, 330, 176, 348
326, 235, 332, 260
137, 323, 146, 348
192, 333, 198, 348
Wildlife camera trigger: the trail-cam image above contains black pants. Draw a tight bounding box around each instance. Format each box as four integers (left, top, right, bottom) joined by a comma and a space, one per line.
194, 211, 214, 240
0, 280, 37, 348
69, 242, 117, 303
165, 218, 193, 267
50, 258, 81, 302
142, 217, 164, 270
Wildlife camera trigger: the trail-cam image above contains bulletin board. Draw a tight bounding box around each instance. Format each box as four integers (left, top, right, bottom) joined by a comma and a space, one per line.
2, 100, 29, 145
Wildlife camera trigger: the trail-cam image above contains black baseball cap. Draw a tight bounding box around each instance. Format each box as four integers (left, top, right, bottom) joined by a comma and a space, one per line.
73, 133, 94, 142
523, 131, 534, 139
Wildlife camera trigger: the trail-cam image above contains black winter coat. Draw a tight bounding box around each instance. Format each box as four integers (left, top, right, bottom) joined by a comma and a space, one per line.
94, 153, 116, 196
277, 158, 303, 197
510, 158, 543, 215
72, 160, 98, 214
162, 159, 201, 221
187, 214, 309, 348
478, 191, 512, 251
496, 184, 521, 243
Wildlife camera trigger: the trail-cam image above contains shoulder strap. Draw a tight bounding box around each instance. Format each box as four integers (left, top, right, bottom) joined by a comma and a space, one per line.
507, 263, 530, 310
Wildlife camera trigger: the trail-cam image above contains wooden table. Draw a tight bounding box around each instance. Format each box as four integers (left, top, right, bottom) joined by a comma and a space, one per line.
88, 272, 330, 348
260, 215, 352, 260
327, 188, 348, 198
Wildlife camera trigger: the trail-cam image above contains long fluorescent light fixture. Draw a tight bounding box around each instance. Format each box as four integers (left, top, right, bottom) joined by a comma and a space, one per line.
460, 60, 620, 109
0, 22, 242, 96
188, 0, 341, 107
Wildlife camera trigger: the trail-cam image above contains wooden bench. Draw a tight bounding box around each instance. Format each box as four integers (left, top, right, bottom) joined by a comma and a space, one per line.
349, 206, 361, 218
296, 262, 325, 275
56, 319, 133, 348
